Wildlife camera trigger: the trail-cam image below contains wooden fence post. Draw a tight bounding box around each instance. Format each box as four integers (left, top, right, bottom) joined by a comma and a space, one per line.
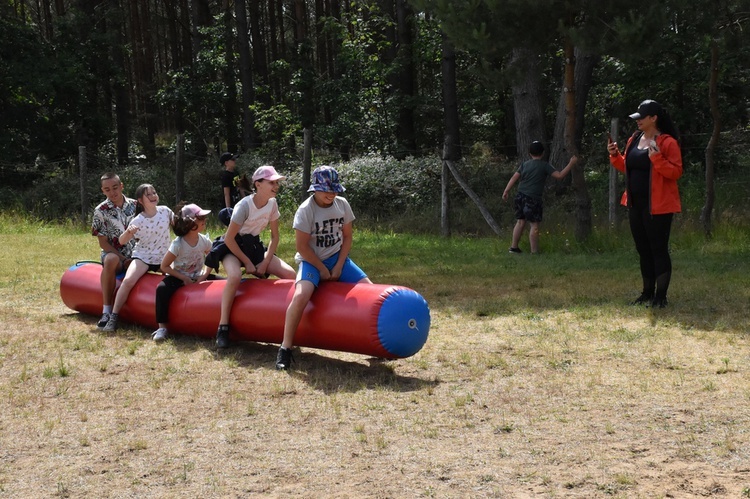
79, 146, 88, 224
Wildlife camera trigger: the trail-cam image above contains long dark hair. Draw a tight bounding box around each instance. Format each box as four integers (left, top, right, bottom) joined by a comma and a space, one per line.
651, 101, 680, 142
133, 183, 154, 216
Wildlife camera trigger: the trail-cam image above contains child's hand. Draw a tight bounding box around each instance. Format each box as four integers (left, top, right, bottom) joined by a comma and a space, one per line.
330, 267, 342, 281
319, 267, 332, 281
502, 190, 509, 202
256, 261, 269, 276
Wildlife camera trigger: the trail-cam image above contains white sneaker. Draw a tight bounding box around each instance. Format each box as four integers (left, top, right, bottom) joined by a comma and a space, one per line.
152, 328, 168, 342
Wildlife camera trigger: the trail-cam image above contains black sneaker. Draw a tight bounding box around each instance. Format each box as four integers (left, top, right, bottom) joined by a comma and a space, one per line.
630, 293, 653, 306
508, 247, 522, 254
102, 313, 119, 332
216, 325, 230, 349
275, 347, 294, 370
97, 313, 111, 329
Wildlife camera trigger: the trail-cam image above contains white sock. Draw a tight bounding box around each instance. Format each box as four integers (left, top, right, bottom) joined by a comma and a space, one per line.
103, 305, 112, 314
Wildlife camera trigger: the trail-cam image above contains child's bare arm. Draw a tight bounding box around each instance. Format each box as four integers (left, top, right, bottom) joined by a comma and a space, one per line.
550, 155, 578, 180
502, 172, 521, 201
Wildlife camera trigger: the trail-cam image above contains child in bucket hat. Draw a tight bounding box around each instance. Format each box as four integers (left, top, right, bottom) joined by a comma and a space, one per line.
307, 165, 345, 193
275, 166, 372, 370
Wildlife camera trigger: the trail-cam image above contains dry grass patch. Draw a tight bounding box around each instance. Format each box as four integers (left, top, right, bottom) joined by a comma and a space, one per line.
1, 221, 750, 497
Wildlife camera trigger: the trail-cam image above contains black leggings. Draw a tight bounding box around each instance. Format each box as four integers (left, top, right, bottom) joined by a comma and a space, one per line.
628, 196, 673, 299
155, 275, 217, 324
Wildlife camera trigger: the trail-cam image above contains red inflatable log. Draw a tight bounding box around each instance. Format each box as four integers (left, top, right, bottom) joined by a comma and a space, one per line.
60, 262, 430, 358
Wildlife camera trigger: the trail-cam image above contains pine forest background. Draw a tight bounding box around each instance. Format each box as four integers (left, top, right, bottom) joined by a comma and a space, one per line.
2, 0, 749, 237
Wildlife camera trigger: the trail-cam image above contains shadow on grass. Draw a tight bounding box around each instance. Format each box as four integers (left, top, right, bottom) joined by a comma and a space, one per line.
66, 311, 436, 393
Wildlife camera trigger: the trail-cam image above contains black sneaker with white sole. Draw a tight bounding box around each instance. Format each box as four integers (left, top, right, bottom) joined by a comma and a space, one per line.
275, 347, 294, 370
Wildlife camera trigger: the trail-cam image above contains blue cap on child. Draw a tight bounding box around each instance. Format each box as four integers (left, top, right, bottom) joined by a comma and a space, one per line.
308, 166, 345, 193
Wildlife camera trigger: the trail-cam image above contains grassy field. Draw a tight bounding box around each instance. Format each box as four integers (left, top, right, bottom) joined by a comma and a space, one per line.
1, 212, 749, 498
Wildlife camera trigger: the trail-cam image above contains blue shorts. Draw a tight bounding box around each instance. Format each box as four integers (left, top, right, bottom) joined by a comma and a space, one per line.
514, 192, 545, 223
297, 254, 367, 287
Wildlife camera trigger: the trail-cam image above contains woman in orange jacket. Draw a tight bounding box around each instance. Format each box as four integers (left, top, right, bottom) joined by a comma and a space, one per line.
608, 100, 683, 308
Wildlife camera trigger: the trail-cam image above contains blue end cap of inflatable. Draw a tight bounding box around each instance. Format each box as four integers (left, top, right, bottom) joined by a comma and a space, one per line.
377, 288, 430, 358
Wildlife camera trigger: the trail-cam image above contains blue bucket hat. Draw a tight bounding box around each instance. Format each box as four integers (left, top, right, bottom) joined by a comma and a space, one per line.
308, 166, 345, 193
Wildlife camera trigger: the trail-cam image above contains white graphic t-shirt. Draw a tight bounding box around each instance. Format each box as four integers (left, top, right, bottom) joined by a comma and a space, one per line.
168, 233, 212, 279
293, 195, 355, 263
129, 206, 174, 265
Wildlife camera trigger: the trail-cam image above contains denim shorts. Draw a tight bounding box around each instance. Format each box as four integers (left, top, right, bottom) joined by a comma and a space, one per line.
297, 254, 367, 287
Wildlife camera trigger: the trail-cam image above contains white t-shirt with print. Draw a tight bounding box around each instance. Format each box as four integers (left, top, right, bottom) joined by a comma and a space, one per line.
167, 233, 212, 279
230, 194, 280, 236
293, 195, 355, 263
129, 206, 174, 265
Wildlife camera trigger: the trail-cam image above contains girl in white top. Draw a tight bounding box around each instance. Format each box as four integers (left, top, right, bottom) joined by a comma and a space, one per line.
215, 166, 295, 348
103, 184, 173, 332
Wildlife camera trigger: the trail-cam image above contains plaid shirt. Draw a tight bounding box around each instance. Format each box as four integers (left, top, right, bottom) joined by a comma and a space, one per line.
91, 197, 137, 259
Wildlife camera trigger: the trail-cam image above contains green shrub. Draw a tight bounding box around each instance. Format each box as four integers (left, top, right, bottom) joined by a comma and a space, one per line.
3, 148, 750, 238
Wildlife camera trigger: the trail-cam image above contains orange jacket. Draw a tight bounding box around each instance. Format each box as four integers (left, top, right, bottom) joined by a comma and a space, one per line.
609, 133, 682, 214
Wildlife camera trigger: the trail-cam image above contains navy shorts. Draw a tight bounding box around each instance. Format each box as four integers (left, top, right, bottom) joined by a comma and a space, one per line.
514, 192, 544, 223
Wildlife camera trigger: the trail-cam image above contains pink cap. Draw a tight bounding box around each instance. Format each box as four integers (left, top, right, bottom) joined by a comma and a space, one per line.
252, 165, 286, 182
181, 203, 211, 218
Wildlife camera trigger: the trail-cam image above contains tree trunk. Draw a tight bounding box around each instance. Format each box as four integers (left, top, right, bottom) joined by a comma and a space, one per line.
190, 0, 211, 157
442, 36, 461, 161
510, 46, 546, 159
441, 35, 460, 236
165, 0, 186, 135
236, 0, 257, 150
249, 0, 269, 107
302, 128, 312, 197
563, 39, 591, 241
293, 0, 315, 131
701, 39, 720, 239
175, 133, 185, 203
223, 0, 240, 153
112, 0, 130, 165
441, 161, 450, 237
138, 0, 157, 159
267, 0, 280, 101
550, 47, 599, 171
394, 0, 417, 158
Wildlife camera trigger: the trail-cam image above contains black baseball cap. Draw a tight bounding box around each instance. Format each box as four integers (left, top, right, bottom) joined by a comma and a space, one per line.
629, 100, 662, 119
220, 152, 237, 165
